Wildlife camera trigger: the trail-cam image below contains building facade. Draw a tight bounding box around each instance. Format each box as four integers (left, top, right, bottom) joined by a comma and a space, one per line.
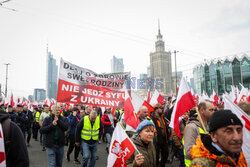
150, 28, 172, 96
171, 71, 182, 95
193, 54, 250, 96
46, 47, 58, 99
34, 88, 46, 101
111, 56, 124, 73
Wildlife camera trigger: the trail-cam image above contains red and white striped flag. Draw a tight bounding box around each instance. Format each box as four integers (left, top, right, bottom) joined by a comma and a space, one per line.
224, 94, 250, 166
170, 77, 196, 138
107, 123, 137, 167
0, 124, 6, 166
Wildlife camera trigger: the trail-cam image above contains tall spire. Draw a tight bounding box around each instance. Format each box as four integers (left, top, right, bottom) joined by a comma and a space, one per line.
157, 18, 162, 40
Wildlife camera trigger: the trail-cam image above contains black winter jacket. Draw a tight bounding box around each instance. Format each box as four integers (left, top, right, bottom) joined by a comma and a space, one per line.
16, 112, 27, 133
40, 114, 68, 147
0, 109, 29, 167
23, 110, 33, 128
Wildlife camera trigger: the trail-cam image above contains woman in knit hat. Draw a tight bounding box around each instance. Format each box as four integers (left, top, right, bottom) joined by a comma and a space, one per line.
126, 120, 156, 167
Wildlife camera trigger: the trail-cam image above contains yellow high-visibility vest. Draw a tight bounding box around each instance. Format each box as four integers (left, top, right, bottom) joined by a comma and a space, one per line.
35, 111, 43, 122
81, 115, 100, 141
182, 127, 205, 167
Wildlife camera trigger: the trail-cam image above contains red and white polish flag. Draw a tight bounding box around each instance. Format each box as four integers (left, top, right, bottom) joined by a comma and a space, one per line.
149, 90, 165, 106
224, 94, 250, 166
0, 124, 6, 167
169, 77, 196, 138
107, 123, 137, 167
124, 91, 140, 130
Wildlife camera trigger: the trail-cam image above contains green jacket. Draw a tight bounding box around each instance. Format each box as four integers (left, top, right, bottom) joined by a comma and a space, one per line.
126, 135, 156, 167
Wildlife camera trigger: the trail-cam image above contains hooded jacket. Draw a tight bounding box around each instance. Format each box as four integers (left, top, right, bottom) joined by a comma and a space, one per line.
101, 111, 117, 134
126, 135, 156, 167
0, 109, 29, 167
183, 117, 205, 160
190, 134, 247, 167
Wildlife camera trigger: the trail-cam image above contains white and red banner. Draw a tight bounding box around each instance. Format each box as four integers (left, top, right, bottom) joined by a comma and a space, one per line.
107, 123, 136, 167
57, 59, 130, 108
170, 77, 196, 138
224, 94, 250, 166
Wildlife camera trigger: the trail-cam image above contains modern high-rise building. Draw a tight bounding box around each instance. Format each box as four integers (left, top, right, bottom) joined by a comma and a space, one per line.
150, 26, 172, 96
111, 56, 124, 73
193, 54, 250, 96
46, 46, 58, 99
147, 66, 150, 78
34, 88, 46, 101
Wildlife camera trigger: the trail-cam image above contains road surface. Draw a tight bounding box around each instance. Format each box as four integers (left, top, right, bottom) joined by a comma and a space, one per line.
28, 138, 179, 166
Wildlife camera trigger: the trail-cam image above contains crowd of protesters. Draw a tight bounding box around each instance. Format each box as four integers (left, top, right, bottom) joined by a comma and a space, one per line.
0, 96, 249, 167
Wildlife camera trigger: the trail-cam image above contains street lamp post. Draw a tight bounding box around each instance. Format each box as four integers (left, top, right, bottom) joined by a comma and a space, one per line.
174, 50, 179, 95
4, 63, 10, 97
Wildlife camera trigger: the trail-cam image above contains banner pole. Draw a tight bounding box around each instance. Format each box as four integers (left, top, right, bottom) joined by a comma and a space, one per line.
195, 107, 208, 134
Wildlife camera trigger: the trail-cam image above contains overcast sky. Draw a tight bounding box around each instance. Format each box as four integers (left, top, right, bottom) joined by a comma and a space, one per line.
0, 0, 250, 98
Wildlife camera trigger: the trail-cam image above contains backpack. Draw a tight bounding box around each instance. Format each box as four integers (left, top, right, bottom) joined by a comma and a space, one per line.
2, 119, 11, 157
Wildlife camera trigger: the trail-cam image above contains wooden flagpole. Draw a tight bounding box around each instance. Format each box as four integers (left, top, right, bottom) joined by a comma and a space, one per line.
195, 107, 208, 134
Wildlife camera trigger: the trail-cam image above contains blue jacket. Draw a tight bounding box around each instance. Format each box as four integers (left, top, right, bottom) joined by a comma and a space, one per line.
68, 113, 81, 135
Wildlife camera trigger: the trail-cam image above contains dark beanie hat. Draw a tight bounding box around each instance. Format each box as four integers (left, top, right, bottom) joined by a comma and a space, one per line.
208, 110, 243, 132
17, 104, 23, 107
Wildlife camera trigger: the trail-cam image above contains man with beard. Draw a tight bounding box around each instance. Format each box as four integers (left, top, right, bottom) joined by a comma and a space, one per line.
23, 105, 33, 146
151, 104, 169, 167
190, 110, 247, 166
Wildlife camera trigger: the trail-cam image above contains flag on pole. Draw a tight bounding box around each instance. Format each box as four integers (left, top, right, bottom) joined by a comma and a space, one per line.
131, 91, 144, 114
224, 94, 250, 166
149, 90, 165, 106
0, 124, 6, 166
142, 100, 154, 117
107, 123, 137, 167
146, 90, 151, 103
237, 84, 249, 103
124, 91, 140, 130
211, 90, 220, 107
9, 93, 15, 107
170, 77, 196, 138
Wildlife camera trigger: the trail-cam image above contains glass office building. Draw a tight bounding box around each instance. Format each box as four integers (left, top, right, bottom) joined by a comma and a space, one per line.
193, 54, 250, 96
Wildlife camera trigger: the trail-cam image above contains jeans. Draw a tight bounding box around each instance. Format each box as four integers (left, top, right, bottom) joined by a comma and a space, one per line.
105, 133, 112, 150
46, 144, 64, 167
42, 134, 45, 147
81, 141, 98, 167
